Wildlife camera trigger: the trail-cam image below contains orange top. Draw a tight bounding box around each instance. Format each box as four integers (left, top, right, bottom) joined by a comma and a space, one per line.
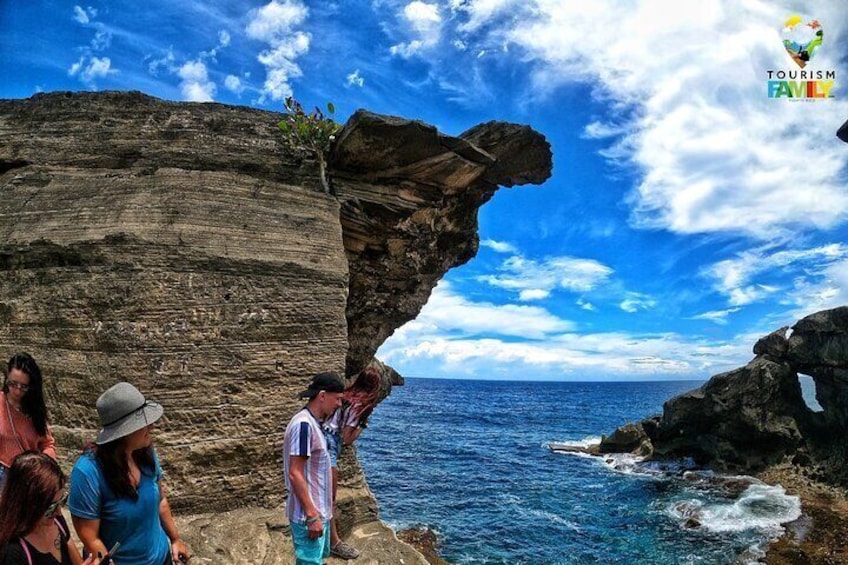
0, 391, 57, 466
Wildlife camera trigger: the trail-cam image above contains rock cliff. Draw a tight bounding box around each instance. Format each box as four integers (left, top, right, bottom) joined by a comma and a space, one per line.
0, 91, 551, 560
601, 306, 848, 487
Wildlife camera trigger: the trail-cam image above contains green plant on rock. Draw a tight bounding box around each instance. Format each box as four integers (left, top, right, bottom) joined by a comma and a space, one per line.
278, 96, 340, 193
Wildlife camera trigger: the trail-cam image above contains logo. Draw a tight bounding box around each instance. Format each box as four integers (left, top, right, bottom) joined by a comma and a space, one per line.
766, 14, 835, 101
782, 15, 822, 68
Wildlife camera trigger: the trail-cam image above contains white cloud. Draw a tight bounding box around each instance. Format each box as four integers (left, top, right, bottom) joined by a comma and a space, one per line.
577, 298, 596, 311
346, 69, 365, 87
583, 120, 625, 139
68, 56, 113, 86
246, 0, 310, 103
380, 286, 751, 379
691, 307, 742, 325
224, 75, 245, 94
147, 49, 176, 76
519, 289, 550, 301
405, 1, 441, 29
704, 243, 848, 306
480, 239, 517, 254
73, 6, 90, 24
478, 0, 848, 238
783, 258, 848, 319
390, 40, 425, 58
450, 0, 521, 32
91, 30, 111, 51
246, 0, 308, 42
218, 30, 231, 47
178, 61, 216, 102
619, 292, 656, 313
404, 281, 574, 339
479, 255, 613, 297
390, 1, 442, 58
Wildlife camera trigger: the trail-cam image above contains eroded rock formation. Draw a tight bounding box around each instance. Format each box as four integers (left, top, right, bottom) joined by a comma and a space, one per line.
602, 306, 848, 486
0, 91, 552, 523
332, 110, 551, 374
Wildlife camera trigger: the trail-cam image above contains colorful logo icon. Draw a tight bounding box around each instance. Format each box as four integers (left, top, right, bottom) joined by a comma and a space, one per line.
782, 15, 823, 68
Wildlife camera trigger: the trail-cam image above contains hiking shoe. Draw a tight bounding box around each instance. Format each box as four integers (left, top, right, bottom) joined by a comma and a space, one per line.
331, 541, 360, 560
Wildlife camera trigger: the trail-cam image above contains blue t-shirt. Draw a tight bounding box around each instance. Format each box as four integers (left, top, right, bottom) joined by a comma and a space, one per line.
68, 450, 170, 565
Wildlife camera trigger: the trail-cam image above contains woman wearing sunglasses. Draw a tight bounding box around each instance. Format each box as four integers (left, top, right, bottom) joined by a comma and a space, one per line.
0, 451, 96, 565
69, 382, 189, 565
1, 353, 57, 490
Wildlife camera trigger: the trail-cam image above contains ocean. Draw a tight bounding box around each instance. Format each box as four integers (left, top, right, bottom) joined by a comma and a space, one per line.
356, 378, 804, 565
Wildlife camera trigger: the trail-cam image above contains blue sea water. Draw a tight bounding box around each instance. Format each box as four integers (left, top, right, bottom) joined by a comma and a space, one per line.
356, 378, 802, 565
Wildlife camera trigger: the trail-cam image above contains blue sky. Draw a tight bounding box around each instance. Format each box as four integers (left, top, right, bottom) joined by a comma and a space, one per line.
3, 1, 848, 381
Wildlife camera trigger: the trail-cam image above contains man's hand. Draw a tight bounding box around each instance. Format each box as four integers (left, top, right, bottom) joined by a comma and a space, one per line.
307, 517, 324, 539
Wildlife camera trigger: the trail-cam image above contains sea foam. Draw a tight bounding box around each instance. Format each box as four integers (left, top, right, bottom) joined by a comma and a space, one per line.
669, 483, 801, 533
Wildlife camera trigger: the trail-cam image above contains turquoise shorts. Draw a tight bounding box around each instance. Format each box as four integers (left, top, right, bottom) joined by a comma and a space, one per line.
290, 521, 330, 565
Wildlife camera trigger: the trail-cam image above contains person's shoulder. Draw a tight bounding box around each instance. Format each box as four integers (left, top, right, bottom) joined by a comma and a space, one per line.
0, 539, 27, 563
71, 450, 100, 475
287, 409, 312, 427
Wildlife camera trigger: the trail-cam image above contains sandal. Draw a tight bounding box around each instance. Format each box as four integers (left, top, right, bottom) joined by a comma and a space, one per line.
331, 540, 360, 560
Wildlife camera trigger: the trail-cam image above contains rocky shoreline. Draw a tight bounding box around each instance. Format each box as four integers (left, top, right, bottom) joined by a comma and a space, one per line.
760, 465, 848, 564
589, 306, 848, 563
549, 441, 848, 565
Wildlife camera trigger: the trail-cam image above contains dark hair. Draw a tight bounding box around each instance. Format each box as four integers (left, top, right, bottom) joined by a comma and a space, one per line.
0, 451, 65, 545
350, 368, 381, 393
4, 353, 49, 436
91, 439, 156, 501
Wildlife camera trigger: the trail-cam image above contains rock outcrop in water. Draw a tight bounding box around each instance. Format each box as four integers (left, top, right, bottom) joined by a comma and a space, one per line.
602, 306, 848, 487
0, 91, 552, 560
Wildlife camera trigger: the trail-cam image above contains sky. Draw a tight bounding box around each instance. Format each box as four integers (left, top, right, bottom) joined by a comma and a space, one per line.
2, 0, 848, 381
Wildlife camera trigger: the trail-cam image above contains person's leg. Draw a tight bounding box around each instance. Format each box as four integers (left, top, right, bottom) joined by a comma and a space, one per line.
330, 466, 341, 546
328, 455, 360, 559
321, 521, 331, 559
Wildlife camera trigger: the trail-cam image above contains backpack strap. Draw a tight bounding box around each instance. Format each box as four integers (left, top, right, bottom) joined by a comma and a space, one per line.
54, 517, 67, 538
17, 520, 66, 565
18, 538, 33, 565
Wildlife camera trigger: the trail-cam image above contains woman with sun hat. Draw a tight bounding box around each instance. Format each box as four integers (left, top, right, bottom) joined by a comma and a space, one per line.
68, 382, 190, 565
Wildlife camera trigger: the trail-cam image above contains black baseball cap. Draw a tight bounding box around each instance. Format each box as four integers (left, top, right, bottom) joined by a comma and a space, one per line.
297, 372, 345, 399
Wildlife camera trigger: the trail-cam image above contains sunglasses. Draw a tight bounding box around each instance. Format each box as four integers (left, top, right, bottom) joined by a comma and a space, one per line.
6, 380, 29, 393
44, 491, 69, 517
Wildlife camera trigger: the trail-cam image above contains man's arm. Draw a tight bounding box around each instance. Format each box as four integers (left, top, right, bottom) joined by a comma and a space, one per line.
342, 424, 362, 446
288, 455, 324, 539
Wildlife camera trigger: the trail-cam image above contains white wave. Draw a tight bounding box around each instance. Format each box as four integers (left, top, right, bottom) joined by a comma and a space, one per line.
599, 452, 647, 474
526, 508, 582, 532
545, 436, 602, 449
668, 483, 801, 533
498, 492, 583, 531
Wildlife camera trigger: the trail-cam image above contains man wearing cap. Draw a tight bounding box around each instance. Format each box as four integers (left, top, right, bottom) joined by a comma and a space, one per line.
283, 372, 345, 564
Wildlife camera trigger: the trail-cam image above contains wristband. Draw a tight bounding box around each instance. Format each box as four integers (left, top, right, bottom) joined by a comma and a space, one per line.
305, 515, 320, 525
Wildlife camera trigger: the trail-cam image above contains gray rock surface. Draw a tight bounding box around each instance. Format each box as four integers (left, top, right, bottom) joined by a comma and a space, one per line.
606, 306, 848, 486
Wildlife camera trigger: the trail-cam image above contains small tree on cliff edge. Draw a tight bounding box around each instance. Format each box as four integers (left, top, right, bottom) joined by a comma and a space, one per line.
278, 97, 340, 194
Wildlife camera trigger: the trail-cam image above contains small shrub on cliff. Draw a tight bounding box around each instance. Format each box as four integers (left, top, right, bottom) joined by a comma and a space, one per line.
278, 97, 339, 193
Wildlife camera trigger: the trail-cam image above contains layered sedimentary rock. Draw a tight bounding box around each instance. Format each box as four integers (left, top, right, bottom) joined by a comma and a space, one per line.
332, 111, 552, 374
602, 306, 848, 486
0, 91, 552, 520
